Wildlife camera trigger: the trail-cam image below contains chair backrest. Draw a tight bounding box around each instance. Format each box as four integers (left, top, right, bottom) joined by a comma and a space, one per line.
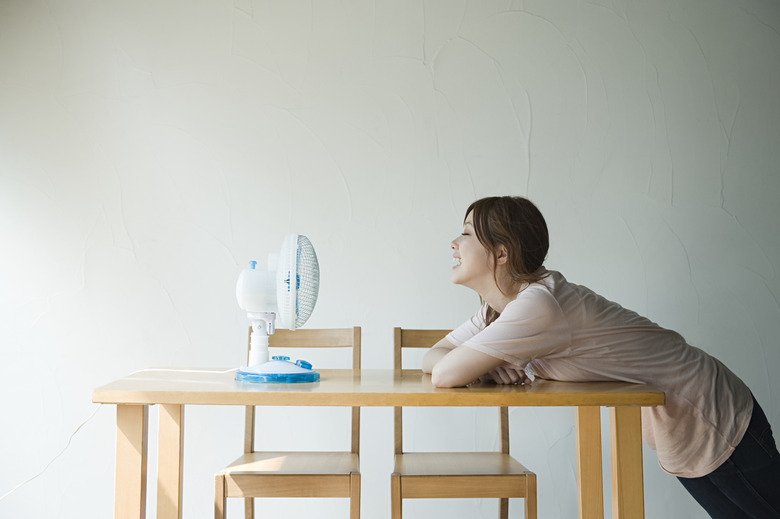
244, 326, 362, 455
393, 327, 509, 455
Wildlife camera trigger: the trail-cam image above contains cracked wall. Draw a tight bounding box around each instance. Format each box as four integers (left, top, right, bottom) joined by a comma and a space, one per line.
1, 0, 779, 517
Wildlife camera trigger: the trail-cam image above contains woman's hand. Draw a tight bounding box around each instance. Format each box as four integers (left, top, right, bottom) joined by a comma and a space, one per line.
483, 366, 532, 385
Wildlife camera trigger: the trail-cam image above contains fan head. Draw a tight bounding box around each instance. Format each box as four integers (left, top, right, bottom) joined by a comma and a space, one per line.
276, 234, 320, 330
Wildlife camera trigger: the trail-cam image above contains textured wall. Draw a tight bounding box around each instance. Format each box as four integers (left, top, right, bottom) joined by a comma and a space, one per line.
1, 1, 778, 517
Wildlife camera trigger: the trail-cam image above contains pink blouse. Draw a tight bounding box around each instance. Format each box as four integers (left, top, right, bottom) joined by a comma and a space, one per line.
446, 269, 753, 478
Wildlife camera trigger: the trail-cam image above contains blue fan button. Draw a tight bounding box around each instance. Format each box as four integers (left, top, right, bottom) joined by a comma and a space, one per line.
272, 355, 290, 361
296, 360, 312, 370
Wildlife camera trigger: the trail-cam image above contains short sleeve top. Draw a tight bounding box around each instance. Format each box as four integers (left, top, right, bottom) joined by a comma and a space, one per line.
446, 270, 753, 478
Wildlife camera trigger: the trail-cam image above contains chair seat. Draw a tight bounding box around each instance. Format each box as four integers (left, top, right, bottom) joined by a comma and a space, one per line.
394, 452, 532, 476
393, 452, 534, 499
218, 452, 360, 499
220, 451, 359, 476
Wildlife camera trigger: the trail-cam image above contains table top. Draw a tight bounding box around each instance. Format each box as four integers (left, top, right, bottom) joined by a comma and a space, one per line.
92, 369, 665, 407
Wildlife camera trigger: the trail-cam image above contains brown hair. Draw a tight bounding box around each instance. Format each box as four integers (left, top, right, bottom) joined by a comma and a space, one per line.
465, 196, 550, 324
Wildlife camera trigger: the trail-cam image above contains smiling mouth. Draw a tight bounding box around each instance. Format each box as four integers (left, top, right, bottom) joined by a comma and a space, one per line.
453, 257, 462, 267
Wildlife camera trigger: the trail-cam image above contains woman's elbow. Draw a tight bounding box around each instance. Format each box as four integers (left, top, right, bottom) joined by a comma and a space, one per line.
430, 365, 466, 388
421, 346, 449, 374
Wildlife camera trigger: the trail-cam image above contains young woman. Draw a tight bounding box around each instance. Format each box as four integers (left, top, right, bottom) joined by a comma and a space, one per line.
422, 196, 780, 518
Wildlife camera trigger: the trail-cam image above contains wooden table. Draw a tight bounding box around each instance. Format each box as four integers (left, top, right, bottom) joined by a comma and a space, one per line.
93, 368, 664, 519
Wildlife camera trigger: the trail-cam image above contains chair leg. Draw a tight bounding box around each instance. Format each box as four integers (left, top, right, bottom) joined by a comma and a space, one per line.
350, 472, 361, 519
525, 474, 537, 519
499, 498, 509, 519
214, 475, 226, 519
391, 473, 402, 519
244, 497, 254, 519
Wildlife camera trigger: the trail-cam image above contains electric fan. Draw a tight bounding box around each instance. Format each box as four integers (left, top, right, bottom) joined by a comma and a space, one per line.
234, 233, 320, 383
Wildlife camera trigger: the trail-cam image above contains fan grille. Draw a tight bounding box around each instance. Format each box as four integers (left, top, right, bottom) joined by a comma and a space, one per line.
277, 234, 319, 329
294, 235, 319, 327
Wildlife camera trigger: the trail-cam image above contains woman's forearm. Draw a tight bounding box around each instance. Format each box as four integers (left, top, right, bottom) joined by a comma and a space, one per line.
429, 345, 505, 387
422, 338, 506, 387
422, 347, 450, 373
421, 338, 457, 373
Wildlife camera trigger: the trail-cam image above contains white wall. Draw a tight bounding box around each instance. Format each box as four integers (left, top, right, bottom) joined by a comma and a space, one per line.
1, 1, 778, 517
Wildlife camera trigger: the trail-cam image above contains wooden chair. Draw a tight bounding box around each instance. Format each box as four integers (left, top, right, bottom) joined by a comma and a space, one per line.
215, 327, 362, 519
391, 328, 536, 519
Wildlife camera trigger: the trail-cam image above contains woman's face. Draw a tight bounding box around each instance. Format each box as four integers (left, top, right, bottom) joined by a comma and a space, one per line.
450, 211, 494, 291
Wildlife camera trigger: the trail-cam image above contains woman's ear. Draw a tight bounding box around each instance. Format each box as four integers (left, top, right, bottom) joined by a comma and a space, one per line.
495, 245, 508, 265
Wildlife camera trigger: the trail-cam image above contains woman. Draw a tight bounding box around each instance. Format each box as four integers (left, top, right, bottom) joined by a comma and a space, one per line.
422, 196, 780, 518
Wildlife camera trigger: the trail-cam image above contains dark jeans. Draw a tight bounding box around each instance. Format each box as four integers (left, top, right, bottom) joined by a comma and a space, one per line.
678, 396, 780, 518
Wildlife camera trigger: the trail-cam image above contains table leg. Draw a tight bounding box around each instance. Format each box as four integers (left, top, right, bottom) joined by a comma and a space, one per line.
115, 404, 149, 519
157, 404, 184, 519
575, 406, 604, 519
609, 407, 644, 519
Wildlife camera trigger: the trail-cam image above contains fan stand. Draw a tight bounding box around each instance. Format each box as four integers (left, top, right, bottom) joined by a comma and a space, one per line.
247, 312, 276, 367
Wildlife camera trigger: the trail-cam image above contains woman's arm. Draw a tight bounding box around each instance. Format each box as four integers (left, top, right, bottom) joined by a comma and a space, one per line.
429, 345, 506, 388
423, 336, 531, 387
421, 333, 509, 387
421, 337, 457, 374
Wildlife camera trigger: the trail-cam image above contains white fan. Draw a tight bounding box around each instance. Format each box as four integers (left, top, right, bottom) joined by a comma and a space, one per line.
234, 234, 320, 382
